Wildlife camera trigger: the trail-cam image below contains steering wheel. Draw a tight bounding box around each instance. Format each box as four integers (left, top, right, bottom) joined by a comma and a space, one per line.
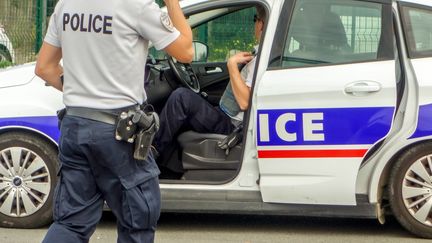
167, 56, 200, 93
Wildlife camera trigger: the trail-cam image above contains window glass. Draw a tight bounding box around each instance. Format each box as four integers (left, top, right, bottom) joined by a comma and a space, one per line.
149, 7, 257, 63
192, 8, 257, 62
402, 6, 432, 57
282, 0, 385, 68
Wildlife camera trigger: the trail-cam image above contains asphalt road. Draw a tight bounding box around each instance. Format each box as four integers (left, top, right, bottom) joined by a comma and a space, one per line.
0, 213, 430, 243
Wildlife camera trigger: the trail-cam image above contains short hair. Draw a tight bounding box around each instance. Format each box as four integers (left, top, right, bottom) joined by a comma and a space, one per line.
256, 5, 266, 22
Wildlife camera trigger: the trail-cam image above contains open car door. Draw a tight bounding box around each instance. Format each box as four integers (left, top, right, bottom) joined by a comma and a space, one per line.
255, 0, 397, 205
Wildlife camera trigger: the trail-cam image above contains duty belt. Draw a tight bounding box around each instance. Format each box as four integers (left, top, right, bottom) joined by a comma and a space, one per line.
66, 107, 119, 125
66, 104, 158, 160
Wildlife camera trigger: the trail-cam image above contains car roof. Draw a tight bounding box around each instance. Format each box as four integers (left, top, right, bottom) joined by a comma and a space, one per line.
400, 0, 432, 7
178, 0, 432, 10
179, 0, 275, 8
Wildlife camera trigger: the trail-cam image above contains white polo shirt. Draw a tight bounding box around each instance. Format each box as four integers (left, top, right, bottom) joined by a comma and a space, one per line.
44, 0, 180, 109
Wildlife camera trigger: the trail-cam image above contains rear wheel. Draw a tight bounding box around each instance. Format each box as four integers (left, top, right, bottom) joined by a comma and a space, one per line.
388, 142, 432, 238
0, 132, 58, 228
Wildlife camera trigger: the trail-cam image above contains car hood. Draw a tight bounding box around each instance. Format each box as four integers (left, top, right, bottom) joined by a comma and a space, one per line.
0, 62, 36, 88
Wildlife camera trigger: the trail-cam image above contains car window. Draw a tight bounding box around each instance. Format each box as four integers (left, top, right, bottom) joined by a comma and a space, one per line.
192, 7, 256, 62
281, 0, 391, 68
401, 5, 432, 58
148, 7, 257, 63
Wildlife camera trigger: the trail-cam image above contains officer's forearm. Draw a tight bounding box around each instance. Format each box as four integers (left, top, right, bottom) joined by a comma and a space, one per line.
164, 0, 192, 43
227, 61, 250, 110
47, 69, 64, 92
35, 42, 63, 91
35, 65, 63, 91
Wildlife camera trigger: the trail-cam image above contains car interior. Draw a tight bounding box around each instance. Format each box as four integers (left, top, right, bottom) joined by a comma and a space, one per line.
145, 3, 266, 183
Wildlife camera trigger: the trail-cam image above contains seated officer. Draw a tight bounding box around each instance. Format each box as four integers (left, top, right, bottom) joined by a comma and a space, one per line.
154, 6, 266, 175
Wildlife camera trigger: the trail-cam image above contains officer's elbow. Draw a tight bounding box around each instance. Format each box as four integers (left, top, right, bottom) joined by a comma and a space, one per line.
175, 47, 194, 63
164, 37, 194, 63
239, 101, 249, 111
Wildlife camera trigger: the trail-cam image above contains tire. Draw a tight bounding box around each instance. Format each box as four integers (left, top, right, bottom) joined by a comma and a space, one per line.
0, 45, 12, 62
388, 142, 432, 238
0, 132, 58, 228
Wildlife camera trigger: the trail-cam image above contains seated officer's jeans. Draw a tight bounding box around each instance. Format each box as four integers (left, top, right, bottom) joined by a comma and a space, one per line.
153, 87, 234, 172
43, 115, 161, 243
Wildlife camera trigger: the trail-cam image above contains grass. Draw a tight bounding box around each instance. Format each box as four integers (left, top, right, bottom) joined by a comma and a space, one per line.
0, 61, 13, 69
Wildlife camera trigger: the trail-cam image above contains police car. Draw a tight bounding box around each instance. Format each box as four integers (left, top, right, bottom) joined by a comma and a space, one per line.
0, 0, 432, 238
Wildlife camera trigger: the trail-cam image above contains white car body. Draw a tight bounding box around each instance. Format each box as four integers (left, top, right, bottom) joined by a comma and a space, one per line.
0, 0, 432, 238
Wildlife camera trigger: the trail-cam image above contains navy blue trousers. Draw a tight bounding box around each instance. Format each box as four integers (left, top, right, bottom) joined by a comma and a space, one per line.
43, 115, 161, 243
153, 88, 234, 172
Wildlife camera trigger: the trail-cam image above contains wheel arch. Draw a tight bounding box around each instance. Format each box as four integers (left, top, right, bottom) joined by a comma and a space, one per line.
0, 126, 59, 152
371, 138, 432, 204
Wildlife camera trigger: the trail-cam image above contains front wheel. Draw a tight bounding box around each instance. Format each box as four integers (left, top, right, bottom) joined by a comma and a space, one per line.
0, 132, 58, 228
388, 142, 432, 238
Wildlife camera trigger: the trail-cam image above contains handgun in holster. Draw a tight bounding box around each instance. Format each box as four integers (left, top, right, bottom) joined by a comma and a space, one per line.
133, 121, 157, 160
132, 110, 159, 160
115, 107, 159, 160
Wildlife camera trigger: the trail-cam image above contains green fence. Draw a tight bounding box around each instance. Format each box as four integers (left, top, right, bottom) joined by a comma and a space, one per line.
0, 0, 35, 67
0, 0, 167, 68
0, 0, 253, 68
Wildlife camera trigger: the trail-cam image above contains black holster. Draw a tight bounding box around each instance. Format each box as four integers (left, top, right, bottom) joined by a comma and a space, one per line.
56, 108, 67, 129
114, 106, 159, 160
133, 119, 158, 160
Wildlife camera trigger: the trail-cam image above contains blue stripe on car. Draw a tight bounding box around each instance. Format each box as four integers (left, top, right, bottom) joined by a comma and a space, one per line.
257, 107, 394, 146
410, 103, 432, 139
0, 116, 59, 142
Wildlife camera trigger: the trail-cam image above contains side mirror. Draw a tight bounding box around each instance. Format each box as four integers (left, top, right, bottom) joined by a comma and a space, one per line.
192, 41, 209, 62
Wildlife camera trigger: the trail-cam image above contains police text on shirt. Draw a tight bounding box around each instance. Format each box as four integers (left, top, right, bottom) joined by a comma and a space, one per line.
63, 13, 113, 34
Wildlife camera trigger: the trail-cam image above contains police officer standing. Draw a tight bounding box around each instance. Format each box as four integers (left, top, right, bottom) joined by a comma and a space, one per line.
35, 0, 193, 242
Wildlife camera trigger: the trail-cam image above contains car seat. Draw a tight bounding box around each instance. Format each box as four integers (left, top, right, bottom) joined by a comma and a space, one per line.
176, 130, 242, 181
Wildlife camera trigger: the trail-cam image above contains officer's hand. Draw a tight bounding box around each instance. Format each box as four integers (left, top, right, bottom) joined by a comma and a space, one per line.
228, 52, 254, 66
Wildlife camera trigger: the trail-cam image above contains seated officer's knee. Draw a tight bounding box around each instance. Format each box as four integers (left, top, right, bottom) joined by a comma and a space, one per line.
171, 87, 192, 98
169, 87, 195, 105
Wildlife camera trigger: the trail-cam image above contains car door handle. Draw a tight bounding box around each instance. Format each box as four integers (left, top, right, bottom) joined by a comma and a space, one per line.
344, 81, 381, 94
205, 67, 223, 74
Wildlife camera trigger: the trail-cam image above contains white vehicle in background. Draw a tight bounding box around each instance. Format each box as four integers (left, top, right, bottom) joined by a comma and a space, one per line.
0, 0, 432, 239
0, 24, 15, 63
